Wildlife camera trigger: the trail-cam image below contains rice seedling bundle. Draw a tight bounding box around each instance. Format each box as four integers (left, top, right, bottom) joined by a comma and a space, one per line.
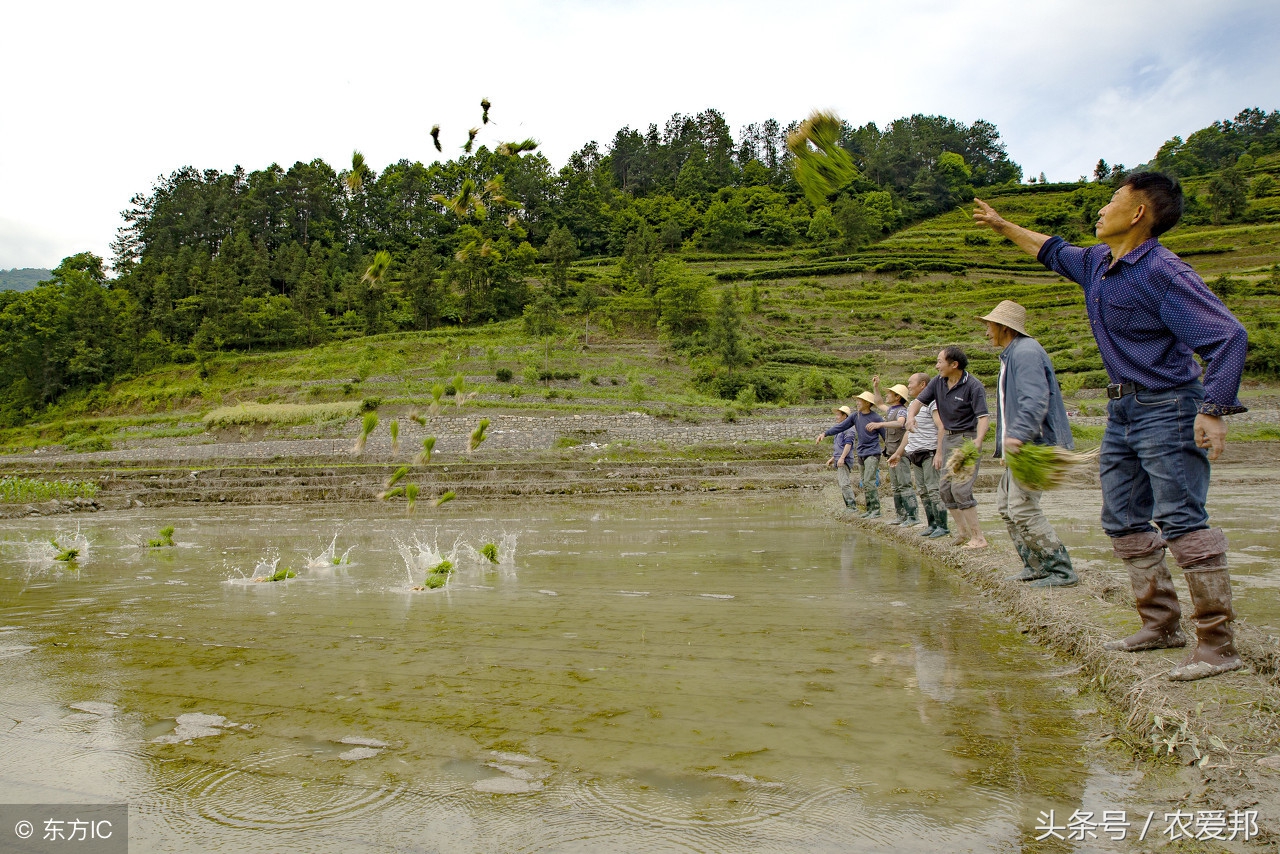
1006, 444, 1100, 491
436, 490, 456, 507
353, 412, 378, 455
416, 436, 436, 465
480, 543, 499, 564
787, 111, 858, 207
147, 526, 176, 548
944, 438, 980, 482
389, 419, 400, 454
51, 540, 79, 562
468, 418, 490, 452
424, 559, 454, 589
404, 483, 420, 514
265, 566, 296, 582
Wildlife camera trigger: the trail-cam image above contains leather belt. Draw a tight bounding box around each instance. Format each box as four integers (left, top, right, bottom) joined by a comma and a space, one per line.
1106, 381, 1145, 399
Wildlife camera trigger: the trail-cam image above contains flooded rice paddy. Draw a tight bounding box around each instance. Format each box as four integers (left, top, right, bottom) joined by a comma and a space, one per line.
1, 497, 1136, 852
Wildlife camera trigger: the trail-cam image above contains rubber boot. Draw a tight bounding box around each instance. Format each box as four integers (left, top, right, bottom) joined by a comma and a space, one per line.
902, 493, 920, 527
1028, 545, 1078, 587
887, 493, 905, 525
918, 500, 938, 536
1007, 541, 1048, 582
1165, 529, 1243, 681
864, 489, 881, 519
927, 503, 949, 538
1103, 532, 1186, 652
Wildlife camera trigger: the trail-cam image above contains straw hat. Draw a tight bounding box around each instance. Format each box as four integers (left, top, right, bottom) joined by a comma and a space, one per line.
977, 300, 1027, 336
833, 405, 852, 416
856, 391, 878, 406
888, 383, 911, 402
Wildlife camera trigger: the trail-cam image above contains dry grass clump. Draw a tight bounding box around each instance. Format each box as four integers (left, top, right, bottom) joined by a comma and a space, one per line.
203, 402, 359, 428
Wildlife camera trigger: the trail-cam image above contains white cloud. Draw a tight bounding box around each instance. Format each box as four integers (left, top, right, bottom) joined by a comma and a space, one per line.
2, 0, 1277, 267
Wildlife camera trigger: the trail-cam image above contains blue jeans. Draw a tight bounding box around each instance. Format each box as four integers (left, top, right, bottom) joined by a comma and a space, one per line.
1100, 381, 1210, 540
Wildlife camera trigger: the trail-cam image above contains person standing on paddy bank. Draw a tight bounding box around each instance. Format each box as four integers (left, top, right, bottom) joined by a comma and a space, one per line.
907, 347, 989, 549
824, 404, 859, 509
972, 172, 1249, 681
889, 372, 949, 539
979, 299, 1077, 588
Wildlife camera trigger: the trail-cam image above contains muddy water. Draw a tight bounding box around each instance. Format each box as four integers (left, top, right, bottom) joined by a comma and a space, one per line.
2, 498, 1120, 852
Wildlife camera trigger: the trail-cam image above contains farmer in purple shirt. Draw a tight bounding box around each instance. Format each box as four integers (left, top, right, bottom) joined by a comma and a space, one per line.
972, 172, 1249, 681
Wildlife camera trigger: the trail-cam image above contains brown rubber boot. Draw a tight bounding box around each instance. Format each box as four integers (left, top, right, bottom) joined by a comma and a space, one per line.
1165, 528, 1244, 681
1103, 532, 1186, 652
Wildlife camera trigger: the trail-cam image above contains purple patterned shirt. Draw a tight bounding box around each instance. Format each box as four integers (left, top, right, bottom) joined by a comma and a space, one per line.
1038, 236, 1248, 416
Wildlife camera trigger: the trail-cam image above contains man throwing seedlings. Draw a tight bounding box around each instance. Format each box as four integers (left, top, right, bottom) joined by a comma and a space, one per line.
906, 347, 989, 549
979, 299, 1077, 588
972, 172, 1249, 681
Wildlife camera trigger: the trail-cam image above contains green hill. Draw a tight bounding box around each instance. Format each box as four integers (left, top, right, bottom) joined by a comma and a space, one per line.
0, 268, 51, 291
4, 181, 1278, 455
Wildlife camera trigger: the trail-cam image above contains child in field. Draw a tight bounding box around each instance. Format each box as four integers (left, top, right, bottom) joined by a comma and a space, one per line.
824, 405, 858, 509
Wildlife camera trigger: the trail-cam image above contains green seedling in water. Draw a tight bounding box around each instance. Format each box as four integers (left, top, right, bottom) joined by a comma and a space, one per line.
436, 490, 456, 507
416, 436, 436, 465
405, 483, 420, 514
353, 412, 378, 455
389, 419, 400, 454
265, 566, 296, 582
468, 418, 490, 452
147, 526, 176, 548
480, 543, 499, 563
50, 540, 78, 562
422, 559, 454, 589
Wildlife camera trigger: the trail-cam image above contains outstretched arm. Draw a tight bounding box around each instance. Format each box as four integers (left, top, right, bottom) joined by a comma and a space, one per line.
972, 199, 1051, 258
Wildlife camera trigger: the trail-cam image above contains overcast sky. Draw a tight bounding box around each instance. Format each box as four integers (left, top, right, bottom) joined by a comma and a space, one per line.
3, 0, 1278, 270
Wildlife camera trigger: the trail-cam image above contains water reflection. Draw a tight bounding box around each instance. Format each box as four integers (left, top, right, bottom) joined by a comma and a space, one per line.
1, 497, 1101, 851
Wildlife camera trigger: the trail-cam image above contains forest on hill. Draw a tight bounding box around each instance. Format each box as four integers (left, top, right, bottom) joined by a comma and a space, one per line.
2, 106, 1279, 428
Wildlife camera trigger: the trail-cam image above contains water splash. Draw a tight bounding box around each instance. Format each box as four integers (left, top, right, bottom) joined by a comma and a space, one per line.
306, 533, 356, 569
15, 525, 91, 567
395, 531, 458, 589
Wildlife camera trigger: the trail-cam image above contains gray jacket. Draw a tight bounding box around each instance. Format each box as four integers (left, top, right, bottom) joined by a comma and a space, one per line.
994, 334, 1074, 457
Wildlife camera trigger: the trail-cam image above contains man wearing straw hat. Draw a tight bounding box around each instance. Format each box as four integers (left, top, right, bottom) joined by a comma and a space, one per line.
971, 173, 1248, 681
823, 405, 859, 509
868, 380, 919, 526
979, 299, 1077, 588
849, 390, 886, 517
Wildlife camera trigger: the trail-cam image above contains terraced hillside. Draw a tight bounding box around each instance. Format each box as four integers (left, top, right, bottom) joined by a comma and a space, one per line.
3, 182, 1279, 457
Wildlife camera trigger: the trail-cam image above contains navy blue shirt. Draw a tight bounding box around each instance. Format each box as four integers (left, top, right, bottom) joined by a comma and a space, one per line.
916, 372, 988, 432
832, 423, 855, 466
1038, 236, 1248, 416
853, 410, 885, 457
